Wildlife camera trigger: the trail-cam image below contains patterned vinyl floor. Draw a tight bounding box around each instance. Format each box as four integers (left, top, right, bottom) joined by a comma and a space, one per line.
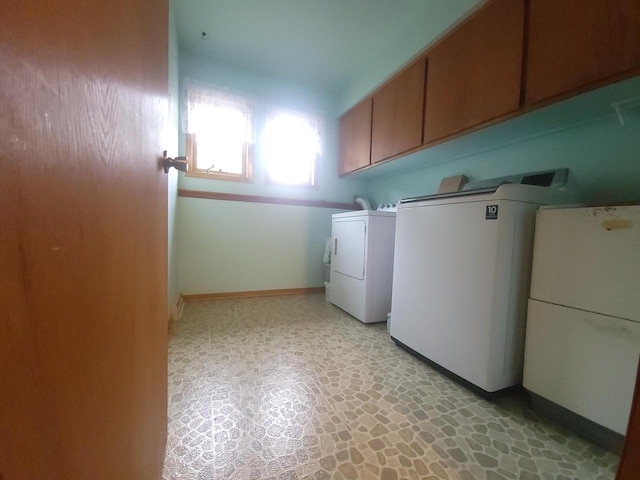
162, 294, 620, 480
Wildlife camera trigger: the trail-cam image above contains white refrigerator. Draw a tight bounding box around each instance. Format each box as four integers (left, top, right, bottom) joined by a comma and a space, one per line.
523, 205, 640, 436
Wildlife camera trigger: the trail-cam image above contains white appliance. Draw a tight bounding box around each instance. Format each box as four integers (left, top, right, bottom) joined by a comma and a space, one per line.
523, 205, 640, 436
330, 210, 395, 323
390, 173, 576, 396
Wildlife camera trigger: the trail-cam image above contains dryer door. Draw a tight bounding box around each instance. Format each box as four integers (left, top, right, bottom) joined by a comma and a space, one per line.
332, 219, 366, 280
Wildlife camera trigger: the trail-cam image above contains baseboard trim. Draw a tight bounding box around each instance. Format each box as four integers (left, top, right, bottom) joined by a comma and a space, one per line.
183, 287, 325, 302
169, 294, 185, 321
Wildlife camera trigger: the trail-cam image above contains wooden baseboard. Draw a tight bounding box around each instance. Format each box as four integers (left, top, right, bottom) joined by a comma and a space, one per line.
169, 294, 185, 322
182, 287, 325, 302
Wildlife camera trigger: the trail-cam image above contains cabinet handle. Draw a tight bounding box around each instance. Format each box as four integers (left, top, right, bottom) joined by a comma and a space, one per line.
334, 237, 338, 256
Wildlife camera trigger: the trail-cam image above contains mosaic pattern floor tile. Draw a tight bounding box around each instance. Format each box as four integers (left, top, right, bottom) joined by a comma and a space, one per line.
162, 294, 620, 480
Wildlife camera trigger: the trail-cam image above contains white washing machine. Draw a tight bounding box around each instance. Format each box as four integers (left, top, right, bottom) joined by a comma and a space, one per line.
390, 170, 576, 396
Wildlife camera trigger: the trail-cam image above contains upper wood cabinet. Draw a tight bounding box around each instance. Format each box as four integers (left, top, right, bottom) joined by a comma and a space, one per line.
371, 59, 426, 163
338, 98, 372, 175
525, 0, 640, 106
337, 0, 639, 175
610, 0, 640, 75
424, 0, 524, 144
422, 23, 467, 143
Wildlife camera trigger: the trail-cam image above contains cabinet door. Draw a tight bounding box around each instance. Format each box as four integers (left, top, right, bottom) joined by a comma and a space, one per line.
525, 0, 612, 105
425, 0, 524, 144
338, 99, 372, 175
371, 59, 426, 163
465, 0, 523, 127
610, 0, 640, 74
424, 25, 468, 144
524, 300, 640, 434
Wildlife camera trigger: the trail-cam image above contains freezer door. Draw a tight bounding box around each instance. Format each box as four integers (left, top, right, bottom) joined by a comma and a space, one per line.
530, 206, 640, 321
524, 299, 640, 434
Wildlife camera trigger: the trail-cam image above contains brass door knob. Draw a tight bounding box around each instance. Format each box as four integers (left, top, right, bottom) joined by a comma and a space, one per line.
162, 150, 189, 173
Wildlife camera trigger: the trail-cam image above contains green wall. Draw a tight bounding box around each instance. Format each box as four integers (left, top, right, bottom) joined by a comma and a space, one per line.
177, 51, 364, 295
175, 5, 640, 297
178, 199, 349, 294
167, 2, 180, 311
358, 77, 640, 207
365, 112, 640, 207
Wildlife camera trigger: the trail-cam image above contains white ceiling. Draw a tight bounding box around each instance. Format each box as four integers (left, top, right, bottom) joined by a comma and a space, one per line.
174, 0, 482, 94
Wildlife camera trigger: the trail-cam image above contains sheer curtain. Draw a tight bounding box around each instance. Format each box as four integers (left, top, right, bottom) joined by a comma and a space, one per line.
264, 106, 323, 185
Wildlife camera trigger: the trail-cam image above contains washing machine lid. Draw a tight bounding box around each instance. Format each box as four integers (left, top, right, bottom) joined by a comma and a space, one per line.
400, 186, 498, 204
399, 168, 569, 205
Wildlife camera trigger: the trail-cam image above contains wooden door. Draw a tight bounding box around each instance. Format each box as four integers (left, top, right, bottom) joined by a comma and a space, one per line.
424, 24, 469, 144
371, 59, 426, 163
609, 0, 640, 75
525, 0, 612, 105
0, 0, 169, 479
338, 99, 372, 175
465, 0, 524, 127
425, 0, 524, 144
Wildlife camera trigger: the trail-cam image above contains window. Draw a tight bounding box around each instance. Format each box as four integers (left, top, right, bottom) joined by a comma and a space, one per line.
184, 85, 254, 182
264, 108, 322, 187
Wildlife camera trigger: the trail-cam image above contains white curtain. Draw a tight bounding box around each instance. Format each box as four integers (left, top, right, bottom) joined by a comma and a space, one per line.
264, 106, 323, 185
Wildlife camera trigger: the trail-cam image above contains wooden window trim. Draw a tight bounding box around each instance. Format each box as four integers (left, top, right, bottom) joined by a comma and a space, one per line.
185, 133, 253, 183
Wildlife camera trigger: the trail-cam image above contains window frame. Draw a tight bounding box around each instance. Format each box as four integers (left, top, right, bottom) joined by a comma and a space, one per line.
184, 85, 254, 183
185, 133, 253, 183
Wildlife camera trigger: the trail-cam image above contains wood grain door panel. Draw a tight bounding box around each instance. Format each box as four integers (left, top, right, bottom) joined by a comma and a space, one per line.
371, 59, 426, 163
525, 0, 612, 105
0, 1, 168, 478
338, 99, 372, 175
465, 0, 524, 127
609, 0, 640, 74
424, 25, 469, 144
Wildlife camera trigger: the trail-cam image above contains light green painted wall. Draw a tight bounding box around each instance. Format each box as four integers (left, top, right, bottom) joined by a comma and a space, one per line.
178, 199, 348, 294
363, 95, 640, 207
167, 2, 180, 309
177, 51, 365, 294
366, 113, 640, 206
175, 6, 640, 297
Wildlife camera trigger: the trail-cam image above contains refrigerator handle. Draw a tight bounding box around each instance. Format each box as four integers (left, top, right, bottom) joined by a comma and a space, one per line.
334, 237, 338, 256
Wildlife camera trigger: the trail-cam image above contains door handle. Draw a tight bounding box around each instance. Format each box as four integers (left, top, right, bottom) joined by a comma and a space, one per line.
163, 150, 189, 173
